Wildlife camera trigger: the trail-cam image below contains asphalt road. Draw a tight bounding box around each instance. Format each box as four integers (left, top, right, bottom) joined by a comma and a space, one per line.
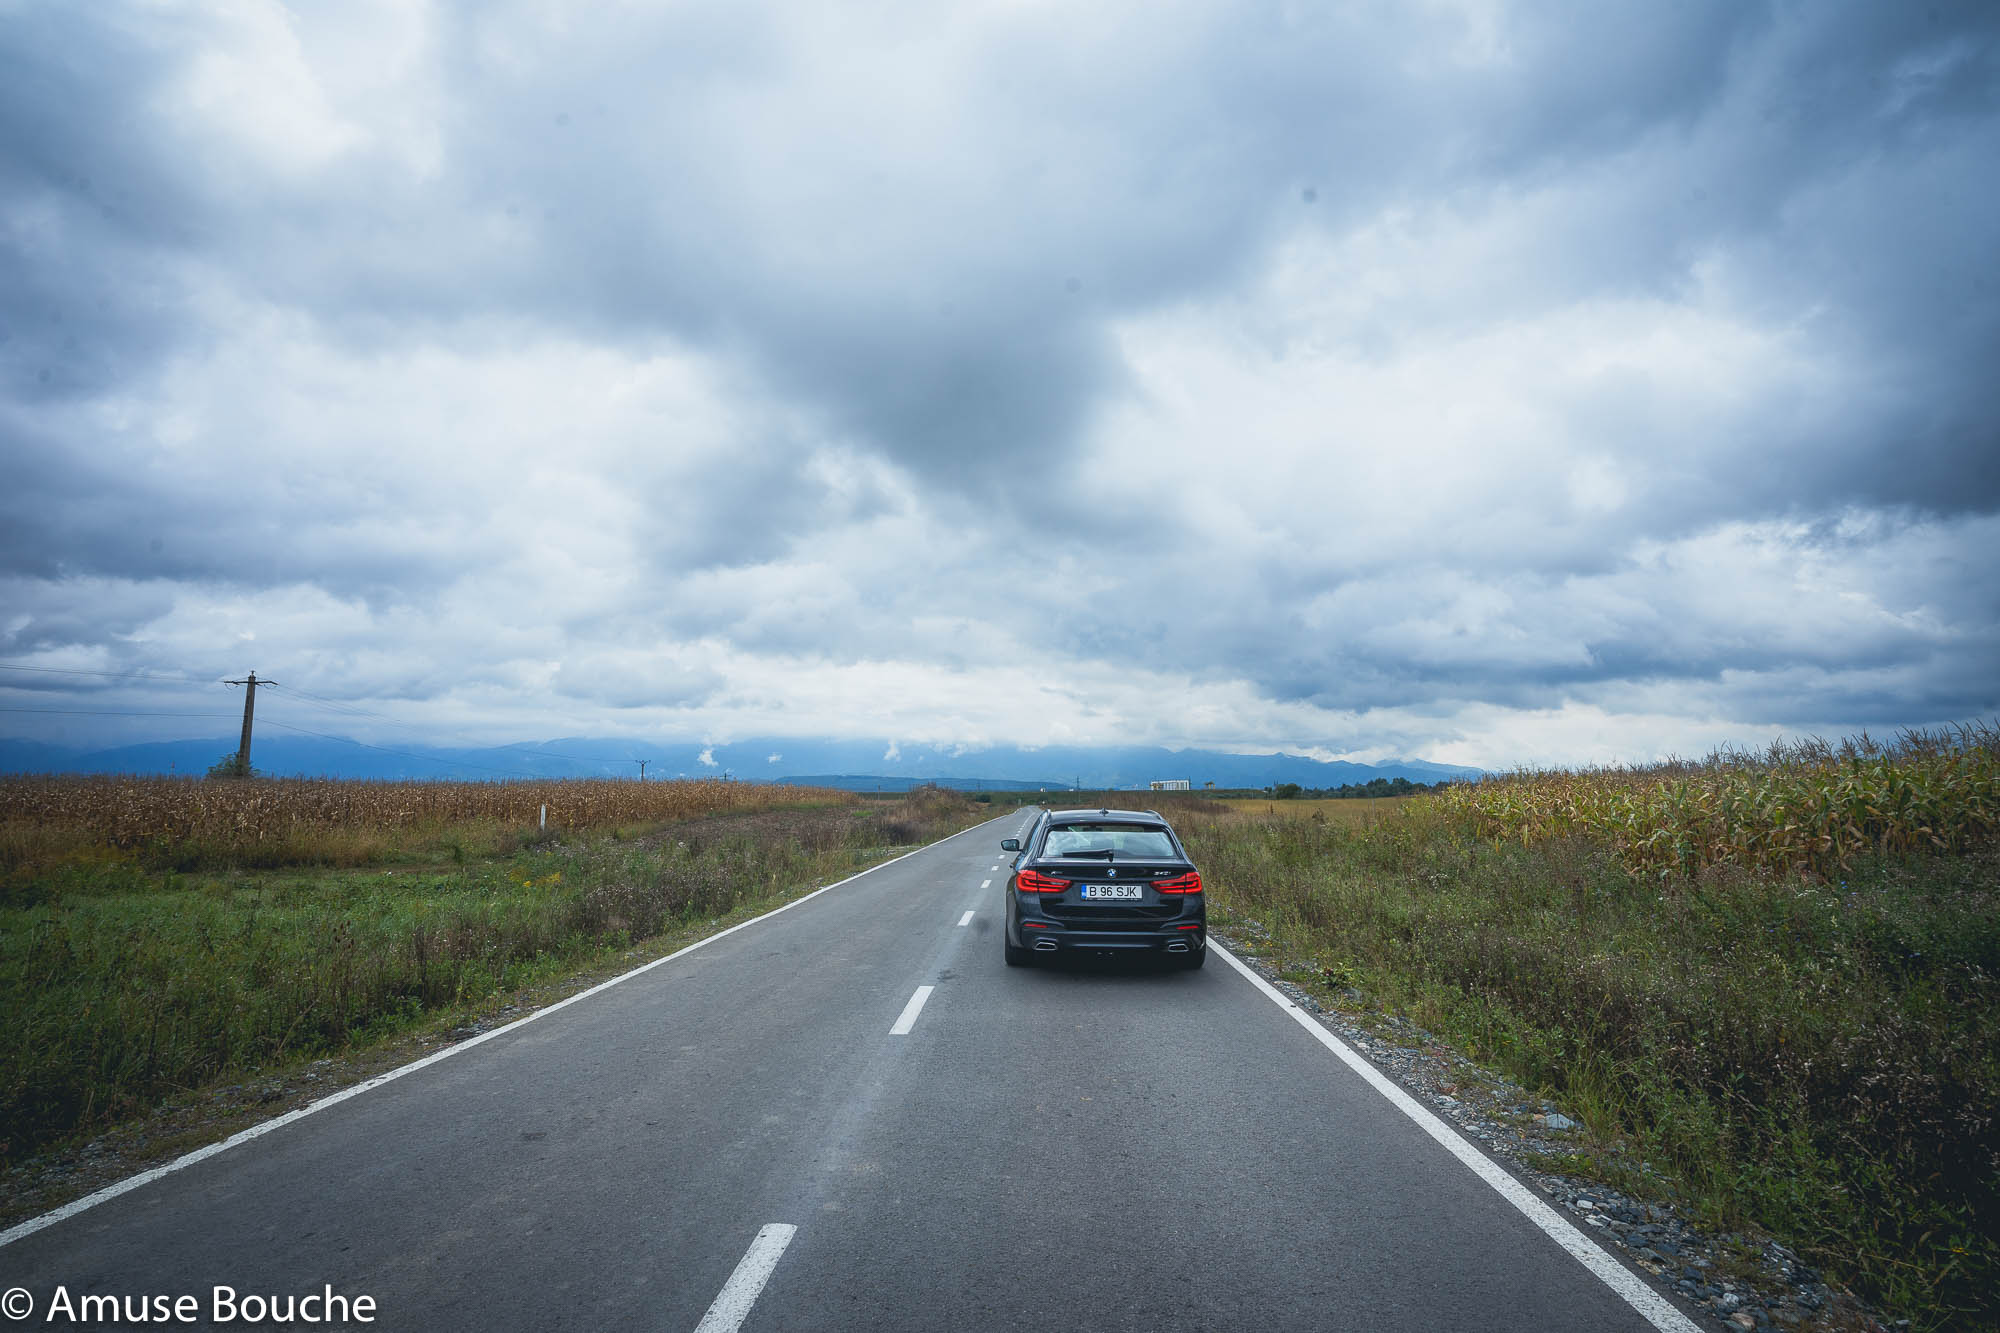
2, 812, 1694, 1331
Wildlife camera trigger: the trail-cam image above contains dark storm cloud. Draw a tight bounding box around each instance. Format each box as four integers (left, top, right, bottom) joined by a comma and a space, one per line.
0, 400, 471, 595
0, 9, 228, 404
11, 0, 1996, 509
404, 3, 1251, 487
1693, 15, 2000, 515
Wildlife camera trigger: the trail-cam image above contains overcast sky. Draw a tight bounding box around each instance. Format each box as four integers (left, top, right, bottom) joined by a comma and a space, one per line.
3, 0, 1996, 770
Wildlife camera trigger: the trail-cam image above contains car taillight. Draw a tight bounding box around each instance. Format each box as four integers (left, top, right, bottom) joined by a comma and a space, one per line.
1154, 871, 1203, 895
1016, 868, 1072, 893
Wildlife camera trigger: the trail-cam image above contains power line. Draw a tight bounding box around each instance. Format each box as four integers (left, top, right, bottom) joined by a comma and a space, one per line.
0, 707, 238, 718
0, 664, 207, 684
258, 682, 406, 725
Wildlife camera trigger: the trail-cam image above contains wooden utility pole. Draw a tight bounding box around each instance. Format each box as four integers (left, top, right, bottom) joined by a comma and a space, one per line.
634, 759, 649, 781
223, 671, 274, 777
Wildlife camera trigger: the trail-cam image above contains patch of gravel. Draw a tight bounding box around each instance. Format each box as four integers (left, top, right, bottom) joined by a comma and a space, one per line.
1215, 920, 1898, 1333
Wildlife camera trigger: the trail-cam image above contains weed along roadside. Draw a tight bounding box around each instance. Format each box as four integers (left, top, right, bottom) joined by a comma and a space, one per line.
1173, 725, 1999, 1333
1210, 923, 1863, 1333
0, 780, 992, 1227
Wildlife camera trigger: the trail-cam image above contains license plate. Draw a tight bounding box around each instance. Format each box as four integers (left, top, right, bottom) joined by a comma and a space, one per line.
1081, 885, 1142, 900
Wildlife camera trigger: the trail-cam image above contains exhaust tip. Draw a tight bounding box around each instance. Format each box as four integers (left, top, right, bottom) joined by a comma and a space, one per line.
1032, 939, 1058, 952
1165, 940, 1189, 953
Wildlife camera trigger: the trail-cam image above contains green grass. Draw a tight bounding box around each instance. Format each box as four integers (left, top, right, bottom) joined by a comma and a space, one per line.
0, 790, 991, 1169
1180, 800, 1999, 1331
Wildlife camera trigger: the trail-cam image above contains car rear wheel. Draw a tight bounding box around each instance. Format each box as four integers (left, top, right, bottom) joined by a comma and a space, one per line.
1004, 940, 1031, 967
1178, 948, 1205, 970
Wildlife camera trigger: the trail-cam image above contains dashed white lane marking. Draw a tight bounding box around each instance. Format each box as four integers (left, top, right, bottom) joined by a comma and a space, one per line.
889, 985, 935, 1036
1209, 943, 1701, 1333
957, 910, 975, 926
989, 864, 999, 871
980, 878, 992, 889
693, 1223, 797, 1333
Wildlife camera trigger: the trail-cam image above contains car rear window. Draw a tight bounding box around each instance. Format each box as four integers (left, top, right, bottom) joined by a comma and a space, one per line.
1041, 823, 1177, 858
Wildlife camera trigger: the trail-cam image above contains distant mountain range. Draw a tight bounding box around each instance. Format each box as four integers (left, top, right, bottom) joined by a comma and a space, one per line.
0, 733, 1482, 790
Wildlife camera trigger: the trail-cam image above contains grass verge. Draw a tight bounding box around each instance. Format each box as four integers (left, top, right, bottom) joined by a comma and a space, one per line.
0, 786, 991, 1190
1178, 791, 1997, 1332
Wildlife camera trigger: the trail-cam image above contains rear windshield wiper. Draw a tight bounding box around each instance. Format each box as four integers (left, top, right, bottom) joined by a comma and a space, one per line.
1065, 848, 1117, 859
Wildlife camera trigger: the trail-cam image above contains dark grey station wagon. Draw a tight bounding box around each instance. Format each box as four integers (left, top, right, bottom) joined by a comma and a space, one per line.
1000, 807, 1205, 968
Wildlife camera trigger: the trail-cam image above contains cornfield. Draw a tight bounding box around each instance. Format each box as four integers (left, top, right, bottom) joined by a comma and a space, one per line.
1433, 722, 2000, 880
0, 775, 853, 857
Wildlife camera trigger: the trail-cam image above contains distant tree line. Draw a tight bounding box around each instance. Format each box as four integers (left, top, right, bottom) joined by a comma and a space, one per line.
1262, 776, 1455, 799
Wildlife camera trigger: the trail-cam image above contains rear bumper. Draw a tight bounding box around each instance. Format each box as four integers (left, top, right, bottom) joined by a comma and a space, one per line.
1023, 929, 1205, 955
1010, 902, 1206, 955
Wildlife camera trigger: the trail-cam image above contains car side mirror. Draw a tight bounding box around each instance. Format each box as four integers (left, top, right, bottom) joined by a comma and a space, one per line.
1000, 838, 1020, 851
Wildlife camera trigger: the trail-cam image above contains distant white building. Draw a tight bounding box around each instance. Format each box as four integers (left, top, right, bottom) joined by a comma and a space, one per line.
1149, 779, 1191, 791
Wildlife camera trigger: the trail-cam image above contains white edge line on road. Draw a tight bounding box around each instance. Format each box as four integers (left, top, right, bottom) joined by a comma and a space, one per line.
0, 820, 1013, 1252
1209, 942, 1702, 1333
957, 910, 975, 926
692, 1222, 797, 1333
889, 985, 935, 1035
